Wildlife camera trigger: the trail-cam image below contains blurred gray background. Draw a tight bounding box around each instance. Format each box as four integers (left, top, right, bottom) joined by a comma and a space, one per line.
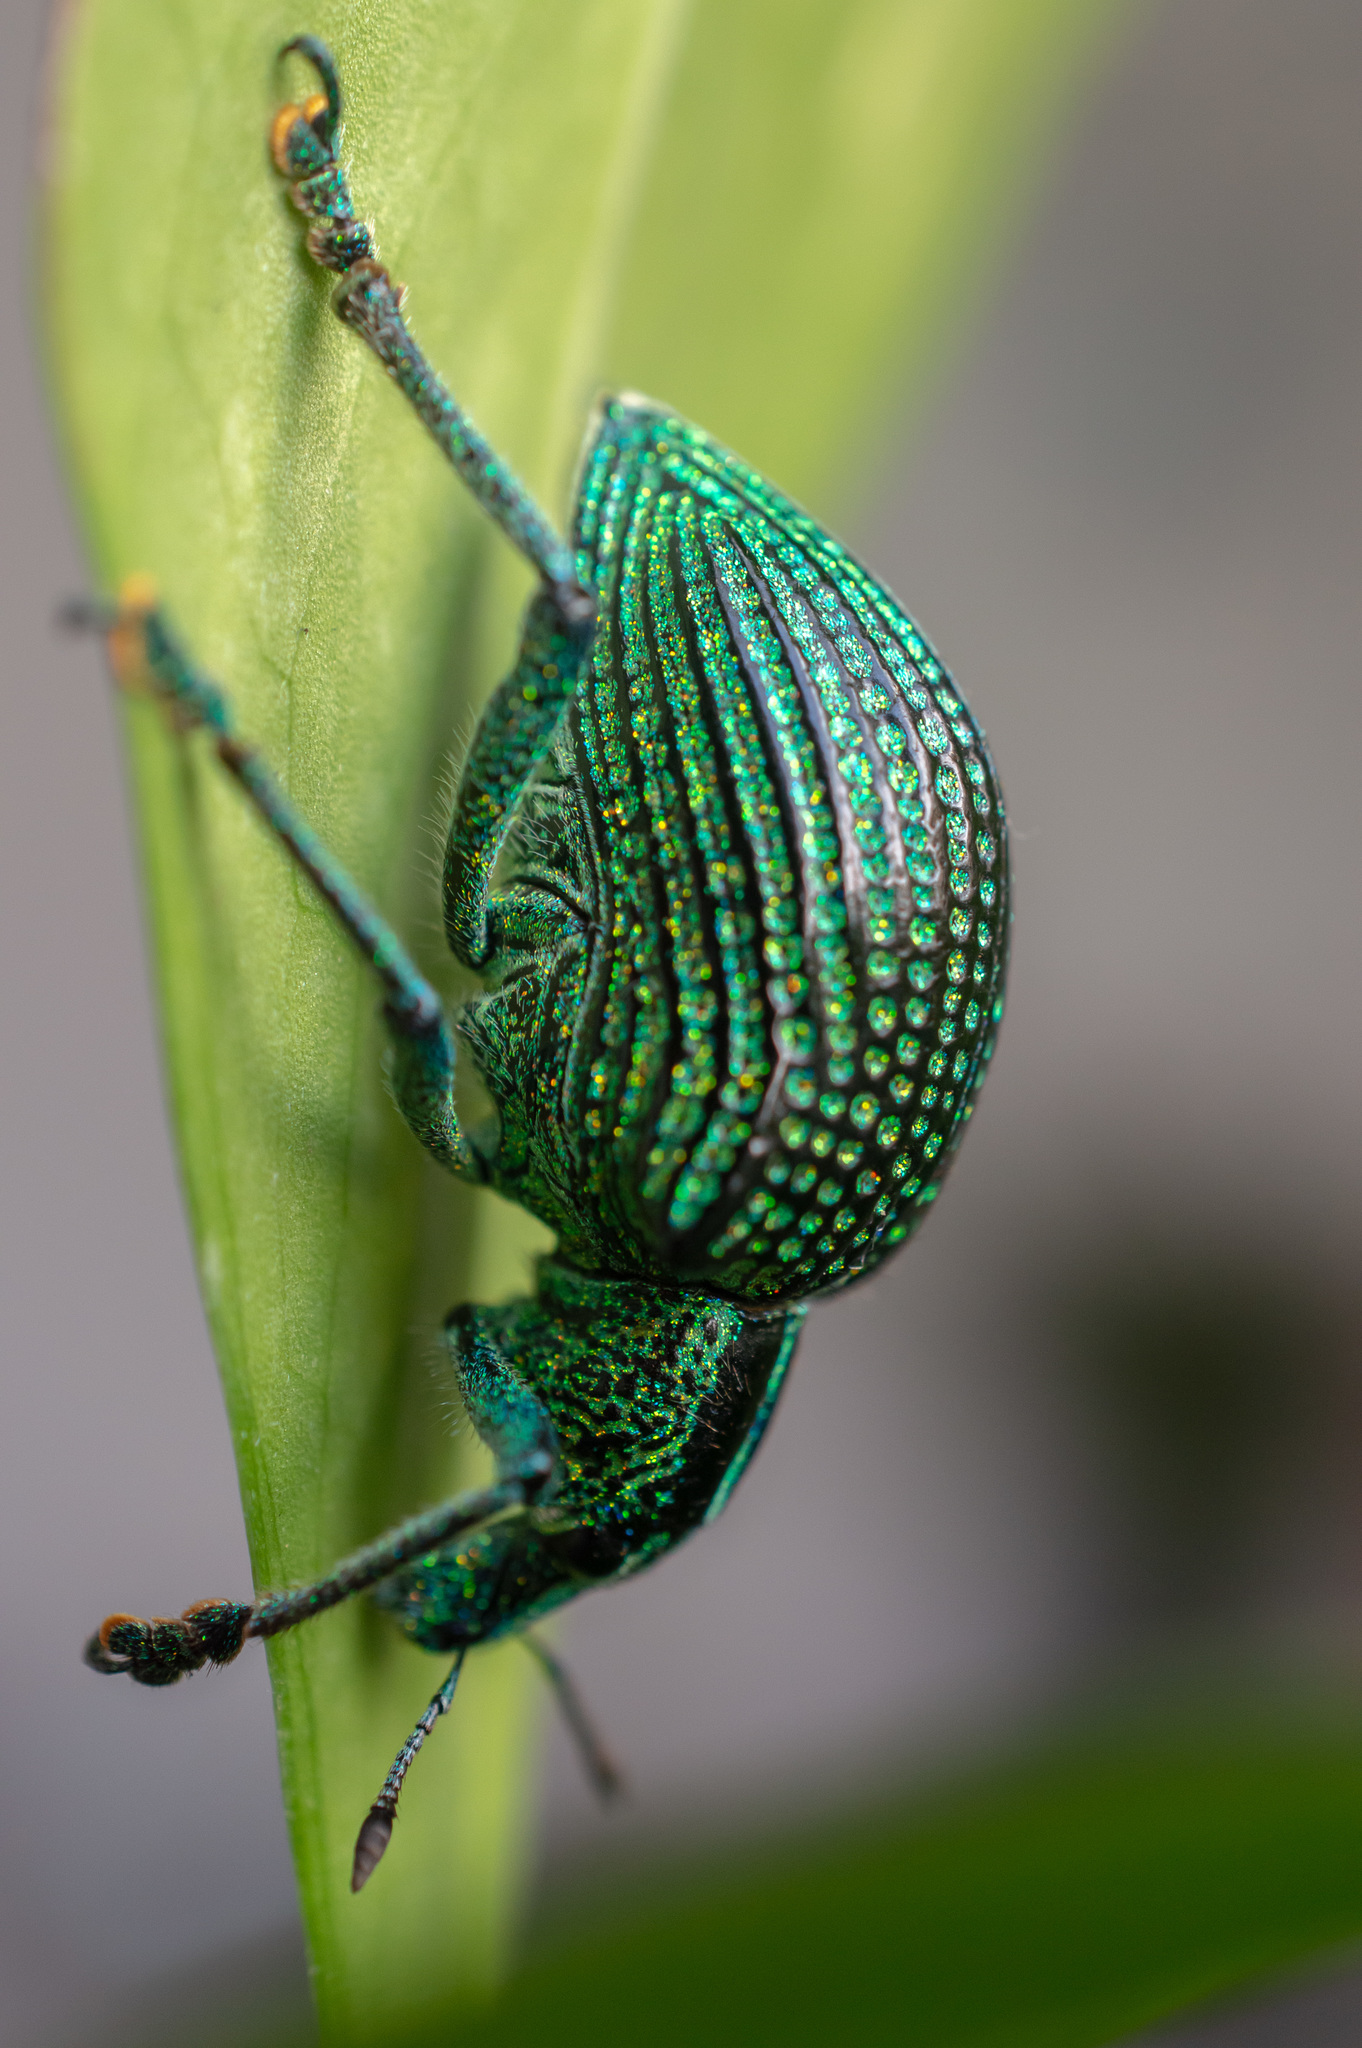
4, 0, 1362, 2042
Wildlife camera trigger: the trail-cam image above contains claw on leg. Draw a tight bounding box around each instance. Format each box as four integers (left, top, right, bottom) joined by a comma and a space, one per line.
271, 37, 374, 273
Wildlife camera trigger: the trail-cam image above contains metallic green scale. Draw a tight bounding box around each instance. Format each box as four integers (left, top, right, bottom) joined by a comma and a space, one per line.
83, 37, 1009, 1888
375, 1266, 800, 1653
499, 403, 1011, 1298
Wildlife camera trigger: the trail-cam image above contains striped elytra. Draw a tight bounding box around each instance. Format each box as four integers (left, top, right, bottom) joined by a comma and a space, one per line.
461, 396, 1009, 1305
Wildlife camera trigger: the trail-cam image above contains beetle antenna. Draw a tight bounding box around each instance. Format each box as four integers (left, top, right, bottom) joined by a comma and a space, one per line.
523, 1633, 625, 1804
352, 1650, 466, 1892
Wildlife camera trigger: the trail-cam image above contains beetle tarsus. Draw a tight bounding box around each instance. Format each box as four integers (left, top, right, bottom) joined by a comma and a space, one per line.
84, 1599, 254, 1686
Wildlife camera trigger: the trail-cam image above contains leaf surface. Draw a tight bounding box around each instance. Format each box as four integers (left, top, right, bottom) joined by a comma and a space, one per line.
468, 1711, 1362, 2048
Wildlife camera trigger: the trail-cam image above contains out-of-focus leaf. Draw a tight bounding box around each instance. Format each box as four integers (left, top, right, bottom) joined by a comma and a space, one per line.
462, 1710, 1362, 2048
608, 0, 1134, 507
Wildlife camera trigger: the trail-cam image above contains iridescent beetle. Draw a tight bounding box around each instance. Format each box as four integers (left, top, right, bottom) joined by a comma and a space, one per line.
83, 37, 1009, 1891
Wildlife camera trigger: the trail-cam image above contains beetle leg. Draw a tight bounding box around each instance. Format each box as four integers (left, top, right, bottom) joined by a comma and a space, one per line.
270, 41, 599, 973
246, 1451, 556, 1640
239, 1304, 565, 1647
95, 581, 480, 1179
85, 1452, 558, 1688
272, 37, 588, 601
448, 1306, 561, 1473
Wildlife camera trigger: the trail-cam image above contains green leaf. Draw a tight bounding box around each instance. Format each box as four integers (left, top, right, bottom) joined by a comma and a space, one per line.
466, 1708, 1362, 2048
44, 5, 687, 2040
42, 1, 1132, 2042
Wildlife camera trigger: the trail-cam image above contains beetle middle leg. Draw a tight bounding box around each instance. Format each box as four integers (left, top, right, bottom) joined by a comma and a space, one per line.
96, 581, 484, 1179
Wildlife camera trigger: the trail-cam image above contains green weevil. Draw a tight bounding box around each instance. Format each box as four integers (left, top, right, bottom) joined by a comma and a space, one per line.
82, 35, 1010, 1891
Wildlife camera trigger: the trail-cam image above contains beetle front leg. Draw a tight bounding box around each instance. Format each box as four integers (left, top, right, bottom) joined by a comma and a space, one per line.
271, 37, 584, 596
85, 1449, 558, 1688
85, 1302, 566, 1689
269, 39, 599, 972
